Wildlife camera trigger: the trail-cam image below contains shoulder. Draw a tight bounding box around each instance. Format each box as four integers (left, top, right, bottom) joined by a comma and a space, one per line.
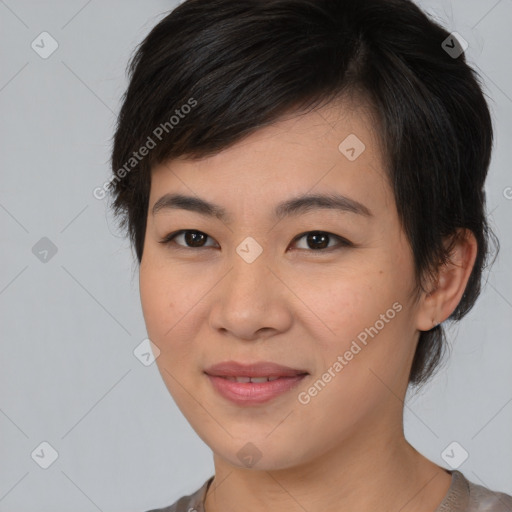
143, 476, 213, 512
466, 474, 512, 512
438, 470, 512, 512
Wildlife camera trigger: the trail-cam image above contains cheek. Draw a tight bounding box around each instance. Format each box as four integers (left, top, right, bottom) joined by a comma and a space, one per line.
139, 259, 182, 345
301, 266, 414, 394
139, 263, 166, 337
299, 265, 400, 346
139, 257, 212, 366
139, 264, 197, 397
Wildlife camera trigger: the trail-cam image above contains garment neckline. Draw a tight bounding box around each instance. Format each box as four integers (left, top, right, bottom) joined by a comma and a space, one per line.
194, 469, 468, 512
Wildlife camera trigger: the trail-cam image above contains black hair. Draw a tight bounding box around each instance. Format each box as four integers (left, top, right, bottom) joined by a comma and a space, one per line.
109, 0, 498, 387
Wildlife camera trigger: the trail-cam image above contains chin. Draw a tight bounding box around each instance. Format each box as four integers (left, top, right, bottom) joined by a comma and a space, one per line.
210, 436, 308, 472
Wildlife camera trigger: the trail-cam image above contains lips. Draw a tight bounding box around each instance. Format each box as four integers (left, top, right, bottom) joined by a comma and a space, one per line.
204, 361, 309, 405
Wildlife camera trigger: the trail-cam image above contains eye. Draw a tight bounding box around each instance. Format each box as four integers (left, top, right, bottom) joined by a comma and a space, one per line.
159, 229, 352, 252
290, 231, 353, 252
159, 230, 218, 249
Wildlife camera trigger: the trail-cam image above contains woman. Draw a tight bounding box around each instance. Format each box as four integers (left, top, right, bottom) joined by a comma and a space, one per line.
109, 0, 512, 510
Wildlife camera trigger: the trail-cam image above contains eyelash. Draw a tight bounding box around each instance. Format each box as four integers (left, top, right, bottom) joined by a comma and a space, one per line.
158, 229, 353, 253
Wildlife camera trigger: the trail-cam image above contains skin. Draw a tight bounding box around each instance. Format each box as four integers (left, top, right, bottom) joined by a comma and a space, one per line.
139, 100, 477, 512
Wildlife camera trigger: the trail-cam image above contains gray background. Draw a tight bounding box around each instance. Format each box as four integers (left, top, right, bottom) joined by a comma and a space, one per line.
0, 1, 511, 511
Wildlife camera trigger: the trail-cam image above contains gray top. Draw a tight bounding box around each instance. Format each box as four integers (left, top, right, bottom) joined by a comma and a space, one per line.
145, 470, 512, 512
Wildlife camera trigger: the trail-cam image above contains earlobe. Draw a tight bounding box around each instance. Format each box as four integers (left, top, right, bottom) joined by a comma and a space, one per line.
415, 229, 478, 332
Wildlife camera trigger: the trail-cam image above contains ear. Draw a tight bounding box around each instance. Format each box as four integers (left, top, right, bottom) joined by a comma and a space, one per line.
415, 228, 478, 331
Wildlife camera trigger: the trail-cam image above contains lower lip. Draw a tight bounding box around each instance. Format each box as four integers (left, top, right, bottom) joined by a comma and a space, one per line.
206, 374, 307, 405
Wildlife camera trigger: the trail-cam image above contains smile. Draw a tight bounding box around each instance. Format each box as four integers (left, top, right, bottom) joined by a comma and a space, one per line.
206, 374, 308, 405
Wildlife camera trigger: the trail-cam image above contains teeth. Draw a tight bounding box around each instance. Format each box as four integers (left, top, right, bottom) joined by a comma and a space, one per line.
250, 377, 271, 383
233, 376, 251, 383
225, 376, 283, 383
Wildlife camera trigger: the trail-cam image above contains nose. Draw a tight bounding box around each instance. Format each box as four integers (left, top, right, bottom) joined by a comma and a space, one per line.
208, 252, 293, 341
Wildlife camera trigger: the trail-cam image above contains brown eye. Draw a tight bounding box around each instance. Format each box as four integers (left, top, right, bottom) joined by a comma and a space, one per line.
306, 232, 329, 250
291, 231, 352, 251
159, 230, 217, 248
183, 231, 208, 247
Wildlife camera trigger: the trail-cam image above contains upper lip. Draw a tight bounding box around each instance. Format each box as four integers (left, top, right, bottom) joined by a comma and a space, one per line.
204, 361, 309, 378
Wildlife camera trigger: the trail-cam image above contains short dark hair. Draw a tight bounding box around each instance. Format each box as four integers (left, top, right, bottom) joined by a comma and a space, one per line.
109, 0, 498, 387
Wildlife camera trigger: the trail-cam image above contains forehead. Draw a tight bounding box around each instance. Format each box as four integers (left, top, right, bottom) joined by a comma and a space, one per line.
149, 100, 392, 220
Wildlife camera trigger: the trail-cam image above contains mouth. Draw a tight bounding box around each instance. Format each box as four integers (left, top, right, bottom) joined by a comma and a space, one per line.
204, 360, 309, 378
222, 375, 285, 382
204, 361, 309, 405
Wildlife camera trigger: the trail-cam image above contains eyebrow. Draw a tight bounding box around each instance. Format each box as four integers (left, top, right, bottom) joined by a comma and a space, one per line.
152, 192, 372, 221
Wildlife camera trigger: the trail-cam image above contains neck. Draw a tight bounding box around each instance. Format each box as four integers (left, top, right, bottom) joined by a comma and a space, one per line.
204, 418, 452, 512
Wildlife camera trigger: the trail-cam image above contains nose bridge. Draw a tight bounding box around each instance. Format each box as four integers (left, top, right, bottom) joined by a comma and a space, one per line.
226, 241, 271, 306
218, 232, 269, 291
208, 240, 291, 339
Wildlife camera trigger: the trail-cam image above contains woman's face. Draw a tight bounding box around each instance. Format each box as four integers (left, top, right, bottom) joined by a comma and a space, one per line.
139, 102, 427, 470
